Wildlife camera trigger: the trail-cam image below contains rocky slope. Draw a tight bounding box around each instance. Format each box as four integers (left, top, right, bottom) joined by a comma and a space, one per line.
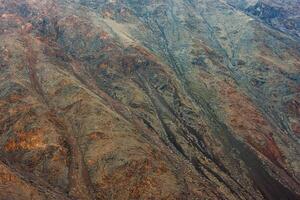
226, 0, 300, 37
0, 0, 299, 199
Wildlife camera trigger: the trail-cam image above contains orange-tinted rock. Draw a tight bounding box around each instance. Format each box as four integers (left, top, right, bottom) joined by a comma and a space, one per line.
0, 0, 299, 199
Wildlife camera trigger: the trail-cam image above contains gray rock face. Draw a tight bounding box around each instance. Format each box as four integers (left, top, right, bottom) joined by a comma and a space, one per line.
227, 0, 300, 37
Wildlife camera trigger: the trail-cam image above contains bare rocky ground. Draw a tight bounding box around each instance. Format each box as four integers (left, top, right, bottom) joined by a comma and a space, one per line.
0, 0, 299, 199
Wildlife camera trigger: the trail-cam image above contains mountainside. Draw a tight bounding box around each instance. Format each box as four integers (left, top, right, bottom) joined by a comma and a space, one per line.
226, 0, 300, 38
0, 0, 299, 199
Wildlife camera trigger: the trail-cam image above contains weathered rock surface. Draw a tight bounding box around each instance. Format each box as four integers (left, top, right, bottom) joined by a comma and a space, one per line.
0, 0, 299, 199
226, 0, 300, 37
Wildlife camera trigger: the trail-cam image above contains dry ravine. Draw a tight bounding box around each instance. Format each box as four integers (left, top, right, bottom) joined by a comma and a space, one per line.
0, 0, 300, 199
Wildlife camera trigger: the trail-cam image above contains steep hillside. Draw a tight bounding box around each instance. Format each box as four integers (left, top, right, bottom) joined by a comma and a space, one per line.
0, 0, 299, 199
226, 0, 300, 37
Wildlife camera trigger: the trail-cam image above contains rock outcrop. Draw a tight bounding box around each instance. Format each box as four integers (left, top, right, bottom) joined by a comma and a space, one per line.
0, 0, 299, 199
